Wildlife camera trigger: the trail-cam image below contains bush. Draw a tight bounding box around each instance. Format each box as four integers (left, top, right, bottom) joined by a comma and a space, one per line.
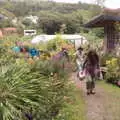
0, 39, 69, 120
0, 34, 75, 120
105, 57, 120, 85
0, 59, 69, 120
100, 53, 114, 66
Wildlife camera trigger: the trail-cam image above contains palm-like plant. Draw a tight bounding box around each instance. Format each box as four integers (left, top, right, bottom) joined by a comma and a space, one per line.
0, 59, 68, 120
0, 36, 69, 120
0, 63, 44, 119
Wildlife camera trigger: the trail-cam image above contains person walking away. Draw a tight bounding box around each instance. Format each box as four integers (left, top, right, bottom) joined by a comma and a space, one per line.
58, 48, 69, 69
83, 50, 100, 95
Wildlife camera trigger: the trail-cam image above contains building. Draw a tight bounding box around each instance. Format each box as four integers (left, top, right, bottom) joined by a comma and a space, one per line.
2, 27, 17, 35
24, 30, 37, 36
0, 27, 17, 37
84, 8, 120, 52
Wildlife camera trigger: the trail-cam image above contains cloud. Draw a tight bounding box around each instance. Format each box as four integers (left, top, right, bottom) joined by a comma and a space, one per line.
53, 0, 120, 9
105, 0, 120, 9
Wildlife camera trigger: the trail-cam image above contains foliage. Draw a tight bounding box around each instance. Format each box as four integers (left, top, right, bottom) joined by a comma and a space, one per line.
46, 35, 74, 54
22, 19, 33, 27
0, 19, 14, 28
1, 1, 101, 17
0, 1, 102, 34
100, 53, 120, 86
0, 8, 15, 19
37, 10, 92, 34
100, 53, 114, 66
54, 85, 86, 120
0, 35, 72, 120
81, 32, 103, 49
0, 58, 69, 120
105, 57, 120, 85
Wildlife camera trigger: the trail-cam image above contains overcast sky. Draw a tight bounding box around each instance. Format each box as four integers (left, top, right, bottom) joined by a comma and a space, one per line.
53, 0, 120, 9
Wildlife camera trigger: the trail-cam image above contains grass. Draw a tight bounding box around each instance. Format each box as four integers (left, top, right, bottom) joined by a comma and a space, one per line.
99, 81, 120, 95
98, 81, 120, 120
55, 84, 86, 120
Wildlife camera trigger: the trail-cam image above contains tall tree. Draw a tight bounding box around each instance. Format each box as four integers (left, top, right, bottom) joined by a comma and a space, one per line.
94, 0, 106, 8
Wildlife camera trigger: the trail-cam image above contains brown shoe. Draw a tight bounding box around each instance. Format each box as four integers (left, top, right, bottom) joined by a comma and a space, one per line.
87, 90, 90, 95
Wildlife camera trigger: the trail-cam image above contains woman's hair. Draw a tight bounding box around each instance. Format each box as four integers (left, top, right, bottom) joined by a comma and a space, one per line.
87, 50, 99, 66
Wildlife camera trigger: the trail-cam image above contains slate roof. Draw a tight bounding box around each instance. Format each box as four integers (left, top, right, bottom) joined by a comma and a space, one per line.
84, 8, 120, 28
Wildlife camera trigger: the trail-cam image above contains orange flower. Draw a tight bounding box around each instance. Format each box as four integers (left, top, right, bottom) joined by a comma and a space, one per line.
28, 58, 34, 64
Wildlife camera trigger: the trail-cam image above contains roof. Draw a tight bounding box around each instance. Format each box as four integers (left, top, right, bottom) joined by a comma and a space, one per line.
84, 14, 120, 28
2, 27, 17, 31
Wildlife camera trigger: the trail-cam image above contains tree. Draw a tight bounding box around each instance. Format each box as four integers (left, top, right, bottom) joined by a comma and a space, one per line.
0, 19, 13, 28
37, 11, 63, 34
60, 24, 67, 34
22, 18, 33, 27
94, 0, 106, 8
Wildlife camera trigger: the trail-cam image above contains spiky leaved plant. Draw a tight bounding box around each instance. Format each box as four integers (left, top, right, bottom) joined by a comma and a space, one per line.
0, 62, 47, 120
0, 59, 69, 120
29, 60, 69, 120
0, 36, 69, 120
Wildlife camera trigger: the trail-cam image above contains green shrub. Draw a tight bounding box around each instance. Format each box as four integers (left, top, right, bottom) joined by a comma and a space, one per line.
0, 57, 69, 120
100, 53, 114, 66
0, 34, 73, 120
105, 57, 120, 84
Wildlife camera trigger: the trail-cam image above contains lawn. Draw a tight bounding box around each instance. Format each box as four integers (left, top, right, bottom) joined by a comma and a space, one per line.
99, 81, 120, 95
98, 81, 120, 120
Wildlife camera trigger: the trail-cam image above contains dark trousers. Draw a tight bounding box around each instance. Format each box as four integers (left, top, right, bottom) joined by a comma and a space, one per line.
86, 75, 95, 90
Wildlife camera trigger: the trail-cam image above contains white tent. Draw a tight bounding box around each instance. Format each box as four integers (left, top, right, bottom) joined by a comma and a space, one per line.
31, 34, 88, 49
31, 35, 54, 44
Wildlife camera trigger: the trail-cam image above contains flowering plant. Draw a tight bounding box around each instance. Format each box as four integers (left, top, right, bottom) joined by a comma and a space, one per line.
105, 57, 120, 85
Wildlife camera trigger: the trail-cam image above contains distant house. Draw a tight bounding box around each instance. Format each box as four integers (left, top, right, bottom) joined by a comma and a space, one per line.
0, 27, 17, 36
24, 29, 37, 36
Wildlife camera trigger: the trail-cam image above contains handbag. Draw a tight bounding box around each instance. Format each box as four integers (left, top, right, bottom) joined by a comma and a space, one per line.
78, 70, 86, 80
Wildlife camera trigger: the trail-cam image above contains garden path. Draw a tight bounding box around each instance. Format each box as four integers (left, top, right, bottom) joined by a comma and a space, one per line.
72, 73, 120, 120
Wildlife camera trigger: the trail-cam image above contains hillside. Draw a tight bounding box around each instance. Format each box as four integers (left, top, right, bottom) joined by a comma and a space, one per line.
0, 1, 102, 34
0, 0, 101, 16
0, 8, 15, 19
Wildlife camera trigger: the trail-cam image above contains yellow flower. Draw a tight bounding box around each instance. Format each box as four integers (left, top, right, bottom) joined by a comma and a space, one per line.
111, 58, 118, 66
111, 58, 117, 63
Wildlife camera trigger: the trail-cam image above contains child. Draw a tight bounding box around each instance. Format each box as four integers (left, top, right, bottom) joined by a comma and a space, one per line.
75, 47, 84, 79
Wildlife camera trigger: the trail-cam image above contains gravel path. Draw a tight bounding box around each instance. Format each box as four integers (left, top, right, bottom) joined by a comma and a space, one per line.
72, 73, 120, 120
